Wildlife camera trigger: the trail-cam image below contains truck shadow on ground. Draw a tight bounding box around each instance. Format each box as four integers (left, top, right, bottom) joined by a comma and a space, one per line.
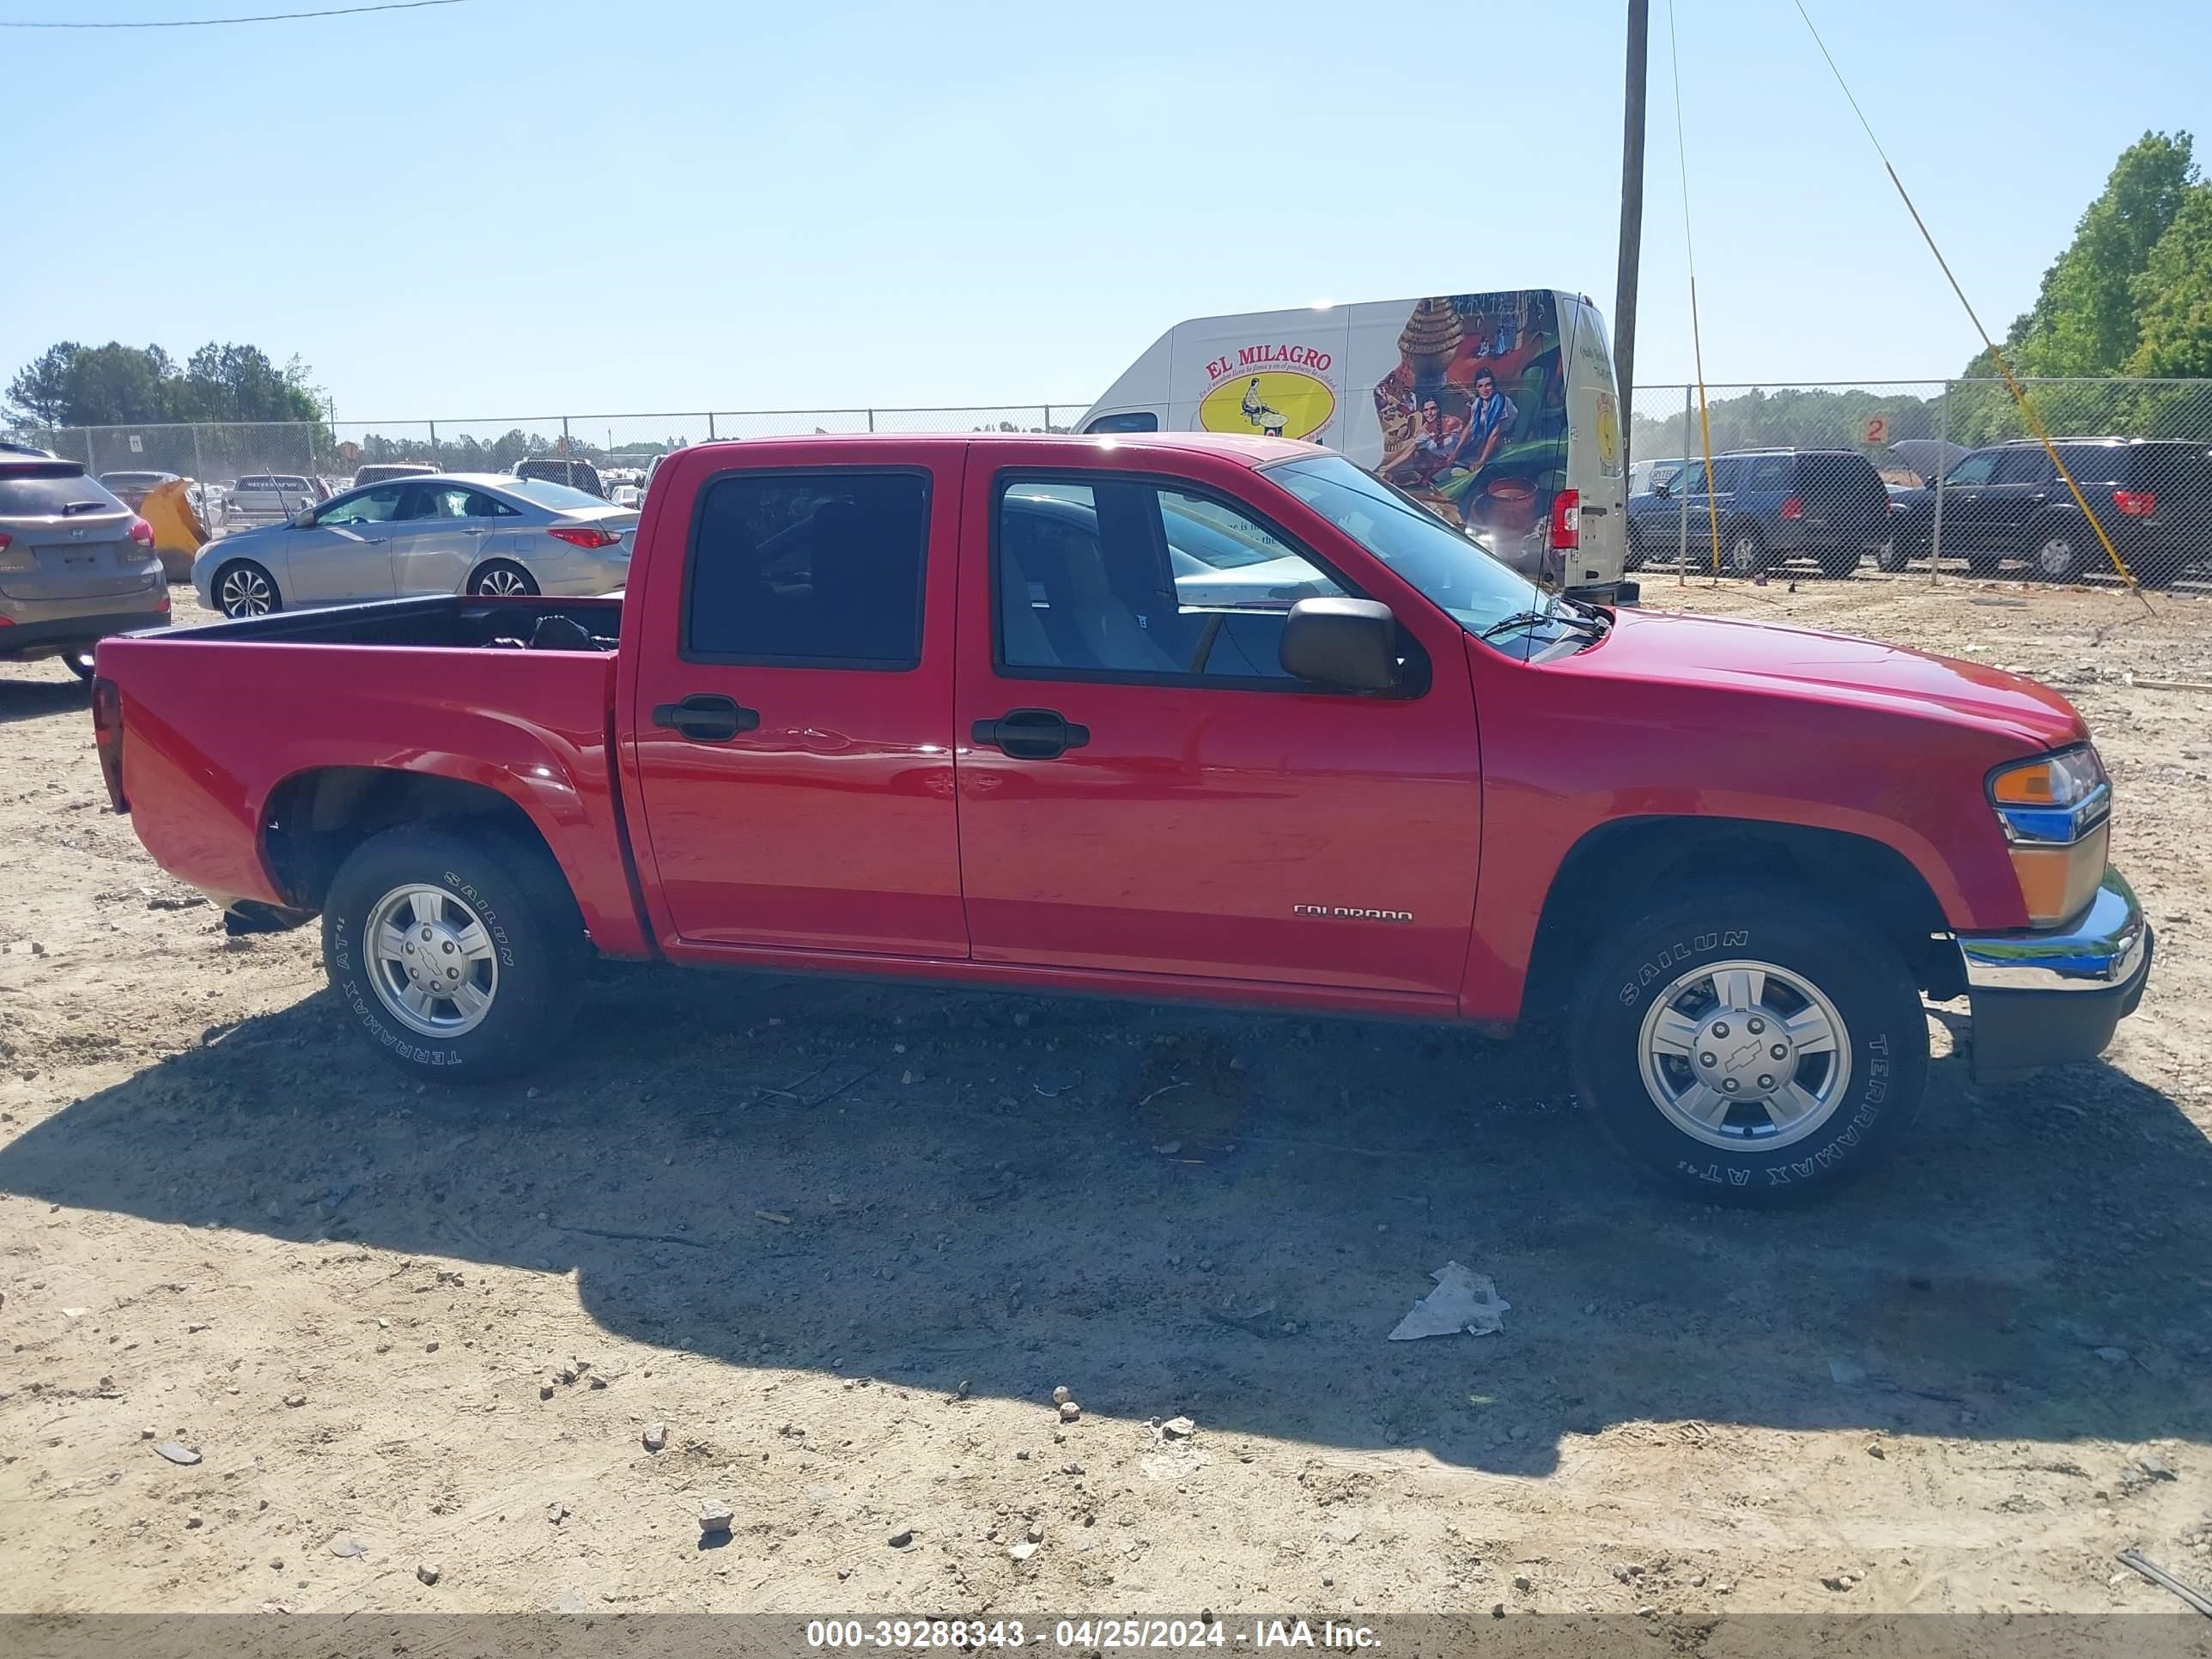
3, 963, 2208, 1474
0, 675, 88, 726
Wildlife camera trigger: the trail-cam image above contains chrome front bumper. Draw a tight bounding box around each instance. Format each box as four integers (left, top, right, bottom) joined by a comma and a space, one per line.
1955, 868, 2154, 1079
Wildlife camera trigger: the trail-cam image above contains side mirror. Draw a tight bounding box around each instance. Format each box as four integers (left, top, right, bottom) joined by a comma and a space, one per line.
1650, 480, 1671, 499
1279, 597, 1400, 691
289, 507, 316, 528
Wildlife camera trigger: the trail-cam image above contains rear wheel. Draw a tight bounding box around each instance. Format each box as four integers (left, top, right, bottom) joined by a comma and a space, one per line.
1623, 529, 1647, 573
215, 560, 281, 617
2030, 531, 2083, 582
61, 649, 97, 683
1566, 882, 1928, 1204
322, 823, 586, 1083
469, 560, 539, 598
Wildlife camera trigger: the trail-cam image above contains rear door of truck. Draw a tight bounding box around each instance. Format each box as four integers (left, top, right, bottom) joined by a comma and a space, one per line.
620, 440, 969, 958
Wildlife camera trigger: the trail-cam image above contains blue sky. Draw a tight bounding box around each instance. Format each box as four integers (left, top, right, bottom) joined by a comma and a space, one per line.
5, 0, 2209, 422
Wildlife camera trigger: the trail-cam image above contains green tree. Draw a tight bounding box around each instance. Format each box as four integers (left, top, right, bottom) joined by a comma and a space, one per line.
5, 343, 79, 428
176, 343, 325, 425
2128, 181, 2212, 380
1984, 130, 2198, 378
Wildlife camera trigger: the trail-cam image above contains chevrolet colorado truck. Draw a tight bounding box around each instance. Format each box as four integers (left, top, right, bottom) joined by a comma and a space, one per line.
91, 433, 2153, 1201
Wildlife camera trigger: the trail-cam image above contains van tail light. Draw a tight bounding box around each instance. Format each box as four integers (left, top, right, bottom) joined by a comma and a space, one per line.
1547, 488, 1581, 550
548, 525, 621, 550
2113, 489, 2156, 517
0, 531, 11, 550
91, 676, 129, 813
1778, 495, 1805, 521
129, 516, 155, 546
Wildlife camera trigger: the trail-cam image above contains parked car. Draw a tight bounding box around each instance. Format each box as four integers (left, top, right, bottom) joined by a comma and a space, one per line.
99, 433, 2150, 1204
1628, 447, 1892, 578
1, 454, 170, 680
353, 462, 438, 488
97, 470, 180, 511
1623, 458, 1686, 568
514, 457, 605, 499
191, 472, 638, 617
225, 473, 327, 525
1891, 437, 2212, 584
610, 483, 643, 509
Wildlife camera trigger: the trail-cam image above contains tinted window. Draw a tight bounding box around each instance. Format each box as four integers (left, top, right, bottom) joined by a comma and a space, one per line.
1993, 448, 2055, 485
0, 471, 125, 515
417, 486, 514, 519
1085, 411, 1159, 434
2136, 445, 2212, 499
1735, 455, 1794, 492
2051, 445, 2130, 485
996, 477, 1345, 682
687, 471, 927, 667
1796, 453, 1883, 498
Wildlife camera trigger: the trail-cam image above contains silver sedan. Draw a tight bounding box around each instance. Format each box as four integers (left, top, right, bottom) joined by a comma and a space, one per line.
192, 472, 637, 617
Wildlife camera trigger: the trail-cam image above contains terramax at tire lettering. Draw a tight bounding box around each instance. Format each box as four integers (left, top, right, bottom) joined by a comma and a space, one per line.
1565, 881, 1929, 1205
320, 823, 587, 1085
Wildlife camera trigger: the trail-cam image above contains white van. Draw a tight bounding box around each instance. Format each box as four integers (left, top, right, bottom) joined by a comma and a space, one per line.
1079, 290, 1629, 596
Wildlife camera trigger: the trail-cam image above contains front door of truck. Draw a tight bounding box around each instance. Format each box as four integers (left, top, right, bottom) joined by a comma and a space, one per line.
626, 445, 969, 958
951, 456, 1481, 1000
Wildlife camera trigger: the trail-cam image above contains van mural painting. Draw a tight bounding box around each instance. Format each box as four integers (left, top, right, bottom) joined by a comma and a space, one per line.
1198, 361, 1337, 443
1372, 291, 1569, 538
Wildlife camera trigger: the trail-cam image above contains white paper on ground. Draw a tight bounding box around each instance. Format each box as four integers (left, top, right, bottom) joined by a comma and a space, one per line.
1388, 1261, 1510, 1340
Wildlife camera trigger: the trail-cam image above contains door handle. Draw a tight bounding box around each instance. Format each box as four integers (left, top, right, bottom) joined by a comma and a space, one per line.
651, 693, 761, 743
971, 708, 1089, 760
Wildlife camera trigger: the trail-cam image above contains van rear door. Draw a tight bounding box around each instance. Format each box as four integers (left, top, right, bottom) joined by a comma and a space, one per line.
1557, 294, 1626, 591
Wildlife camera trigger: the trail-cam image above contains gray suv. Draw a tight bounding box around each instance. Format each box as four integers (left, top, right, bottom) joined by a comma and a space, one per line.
0, 456, 171, 681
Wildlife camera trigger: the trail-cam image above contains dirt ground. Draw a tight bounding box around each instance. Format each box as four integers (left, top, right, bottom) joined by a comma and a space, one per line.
2, 574, 2209, 1623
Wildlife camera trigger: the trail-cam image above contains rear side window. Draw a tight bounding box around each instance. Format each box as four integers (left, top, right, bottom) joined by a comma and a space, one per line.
1736, 456, 1793, 491
2052, 445, 2129, 485
685, 471, 928, 668
2136, 445, 2212, 500
0, 471, 125, 515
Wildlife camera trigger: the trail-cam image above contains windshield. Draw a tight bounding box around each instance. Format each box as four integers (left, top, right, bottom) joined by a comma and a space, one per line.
506, 477, 606, 510
1262, 453, 1543, 635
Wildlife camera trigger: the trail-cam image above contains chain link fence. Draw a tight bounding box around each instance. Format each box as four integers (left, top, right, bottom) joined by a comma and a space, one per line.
16, 384, 2209, 587
1627, 378, 2212, 589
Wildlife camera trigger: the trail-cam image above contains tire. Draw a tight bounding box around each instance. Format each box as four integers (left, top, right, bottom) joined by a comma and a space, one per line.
1875, 541, 1911, 574
61, 649, 97, 684
1623, 529, 1646, 573
321, 823, 587, 1084
469, 560, 540, 598
1816, 549, 1862, 580
2027, 527, 2082, 583
1566, 881, 1928, 1205
1724, 525, 1766, 577
214, 559, 282, 618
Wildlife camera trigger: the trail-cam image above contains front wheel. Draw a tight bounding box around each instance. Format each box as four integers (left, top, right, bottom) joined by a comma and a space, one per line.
1726, 528, 1766, 577
323, 823, 587, 1083
470, 560, 540, 598
1567, 883, 1928, 1204
215, 560, 282, 618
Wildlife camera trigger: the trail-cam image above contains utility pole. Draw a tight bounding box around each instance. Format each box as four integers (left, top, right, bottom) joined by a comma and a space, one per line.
1614, 0, 1650, 471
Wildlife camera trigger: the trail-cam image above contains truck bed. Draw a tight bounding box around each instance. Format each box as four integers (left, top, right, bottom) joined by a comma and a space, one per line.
94, 592, 650, 957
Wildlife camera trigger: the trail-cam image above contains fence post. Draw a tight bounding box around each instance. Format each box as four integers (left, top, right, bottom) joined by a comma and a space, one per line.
1677, 384, 1692, 583
429, 419, 438, 456
1044, 404, 1054, 432
191, 425, 204, 487
1930, 381, 1950, 585
867, 409, 877, 433
561, 416, 571, 452
706, 411, 715, 441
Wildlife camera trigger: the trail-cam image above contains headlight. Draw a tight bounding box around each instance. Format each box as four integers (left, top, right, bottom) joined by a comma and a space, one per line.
1988, 744, 2110, 926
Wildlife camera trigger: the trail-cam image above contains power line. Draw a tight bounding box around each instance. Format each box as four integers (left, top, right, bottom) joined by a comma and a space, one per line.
1787, 0, 2147, 605
2, 0, 462, 27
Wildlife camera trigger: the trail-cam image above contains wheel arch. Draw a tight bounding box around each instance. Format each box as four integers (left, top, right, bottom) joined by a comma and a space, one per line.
261, 767, 561, 915
1522, 814, 1961, 1020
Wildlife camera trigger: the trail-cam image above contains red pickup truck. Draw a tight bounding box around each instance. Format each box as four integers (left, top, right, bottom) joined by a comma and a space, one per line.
92, 433, 2151, 1201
